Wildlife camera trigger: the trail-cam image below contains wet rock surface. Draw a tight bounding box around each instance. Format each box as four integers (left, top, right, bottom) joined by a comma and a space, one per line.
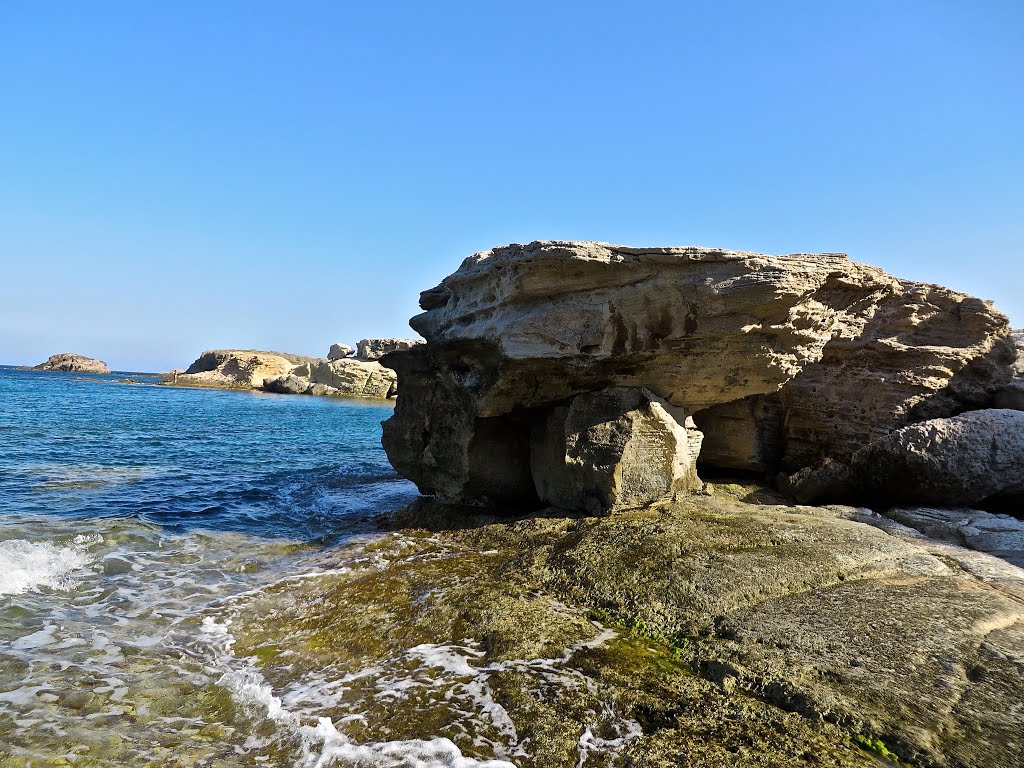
232, 487, 1024, 767
33, 353, 110, 374
382, 241, 1014, 509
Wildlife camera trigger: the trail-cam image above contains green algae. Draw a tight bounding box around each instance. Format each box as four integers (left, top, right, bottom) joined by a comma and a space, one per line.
216, 515, 887, 768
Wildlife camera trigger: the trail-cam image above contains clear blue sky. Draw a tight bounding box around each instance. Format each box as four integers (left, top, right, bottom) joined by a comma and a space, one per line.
1, 1, 1021, 372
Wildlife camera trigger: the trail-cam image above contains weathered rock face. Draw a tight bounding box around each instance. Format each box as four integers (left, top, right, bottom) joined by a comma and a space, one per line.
789, 409, 1024, 507
531, 387, 704, 514
383, 241, 1013, 510
328, 343, 355, 360
33, 353, 110, 374
265, 359, 397, 399
175, 349, 396, 399
993, 330, 1024, 410
356, 337, 423, 361
179, 350, 308, 389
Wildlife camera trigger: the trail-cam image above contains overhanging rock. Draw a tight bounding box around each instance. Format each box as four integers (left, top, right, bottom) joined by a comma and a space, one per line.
382, 241, 1014, 511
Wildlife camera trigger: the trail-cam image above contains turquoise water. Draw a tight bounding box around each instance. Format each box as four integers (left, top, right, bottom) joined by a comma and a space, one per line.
0, 367, 496, 766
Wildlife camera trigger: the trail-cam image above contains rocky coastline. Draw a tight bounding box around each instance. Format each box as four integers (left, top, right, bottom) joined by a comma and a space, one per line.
164, 338, 421, 399
337, 240, 1024, 767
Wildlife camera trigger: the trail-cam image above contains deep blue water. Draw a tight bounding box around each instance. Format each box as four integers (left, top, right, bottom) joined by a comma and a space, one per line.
0, 365, 436, 765
0, 366, 415, 542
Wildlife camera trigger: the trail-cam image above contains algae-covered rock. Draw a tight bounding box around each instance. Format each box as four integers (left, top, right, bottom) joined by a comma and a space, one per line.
218, 489, 1024, 768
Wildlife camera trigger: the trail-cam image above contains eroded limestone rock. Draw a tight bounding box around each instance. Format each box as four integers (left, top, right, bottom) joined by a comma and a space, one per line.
178, 349, 311, 389
383, 241, 1014, 510
174, 349, 397, 399
328, 342, 355, 360
264, 359, 397, 399
531, 387, 703, 514
356, 337, 423, 361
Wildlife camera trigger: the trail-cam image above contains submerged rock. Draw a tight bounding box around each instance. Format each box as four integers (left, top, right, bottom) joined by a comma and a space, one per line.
33, 353, 110, 374
382, 241, 1014, 510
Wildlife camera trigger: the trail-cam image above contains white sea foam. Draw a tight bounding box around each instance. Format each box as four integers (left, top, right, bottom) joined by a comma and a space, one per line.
201, 618, 517, 767
0, 537, 95, 596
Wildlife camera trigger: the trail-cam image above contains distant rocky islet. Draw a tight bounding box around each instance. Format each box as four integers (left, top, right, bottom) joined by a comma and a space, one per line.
32, 352, 110, 374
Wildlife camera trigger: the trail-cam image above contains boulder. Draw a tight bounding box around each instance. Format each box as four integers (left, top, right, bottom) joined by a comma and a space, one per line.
262, 373, 310, 395
787, 409, 1024, 507
33, 353, 110, 374
382, 241, 1014, 510
328, 343, 355, 360
855, 409, 1024, 506
531, 387, 704, 514
356, 337, 423, 361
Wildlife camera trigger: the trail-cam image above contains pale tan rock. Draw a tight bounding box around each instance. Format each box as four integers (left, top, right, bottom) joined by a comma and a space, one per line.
383, 241, 1013, 510
33, 353, 109, 374
304, 358, 397, 398
174, 349, 397, 399
177, 349, 305, 389
356, 337, 423, 361
328, 343, 355, 360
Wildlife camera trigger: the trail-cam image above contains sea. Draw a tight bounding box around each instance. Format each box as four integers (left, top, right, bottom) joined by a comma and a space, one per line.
0, 366, 519, 767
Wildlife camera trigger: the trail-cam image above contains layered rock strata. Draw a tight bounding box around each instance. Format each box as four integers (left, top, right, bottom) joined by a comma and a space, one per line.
174, 347, 397, 399
264, 358, 396, 399
356, 337, 423, 361
382, 241, 1014, 511
33, 353, 110, 374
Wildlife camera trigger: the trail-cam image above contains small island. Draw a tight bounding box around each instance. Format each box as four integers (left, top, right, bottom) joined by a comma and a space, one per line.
33, 353, 110, 374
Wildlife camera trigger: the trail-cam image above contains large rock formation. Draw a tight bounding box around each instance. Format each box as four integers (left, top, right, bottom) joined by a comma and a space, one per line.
264, 358, 396, 399
356, 337, 423, 361
174, 348, 396, 399
33, 353, 110, 374
177, 349, 312, 389
382, 241, 1014, 511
